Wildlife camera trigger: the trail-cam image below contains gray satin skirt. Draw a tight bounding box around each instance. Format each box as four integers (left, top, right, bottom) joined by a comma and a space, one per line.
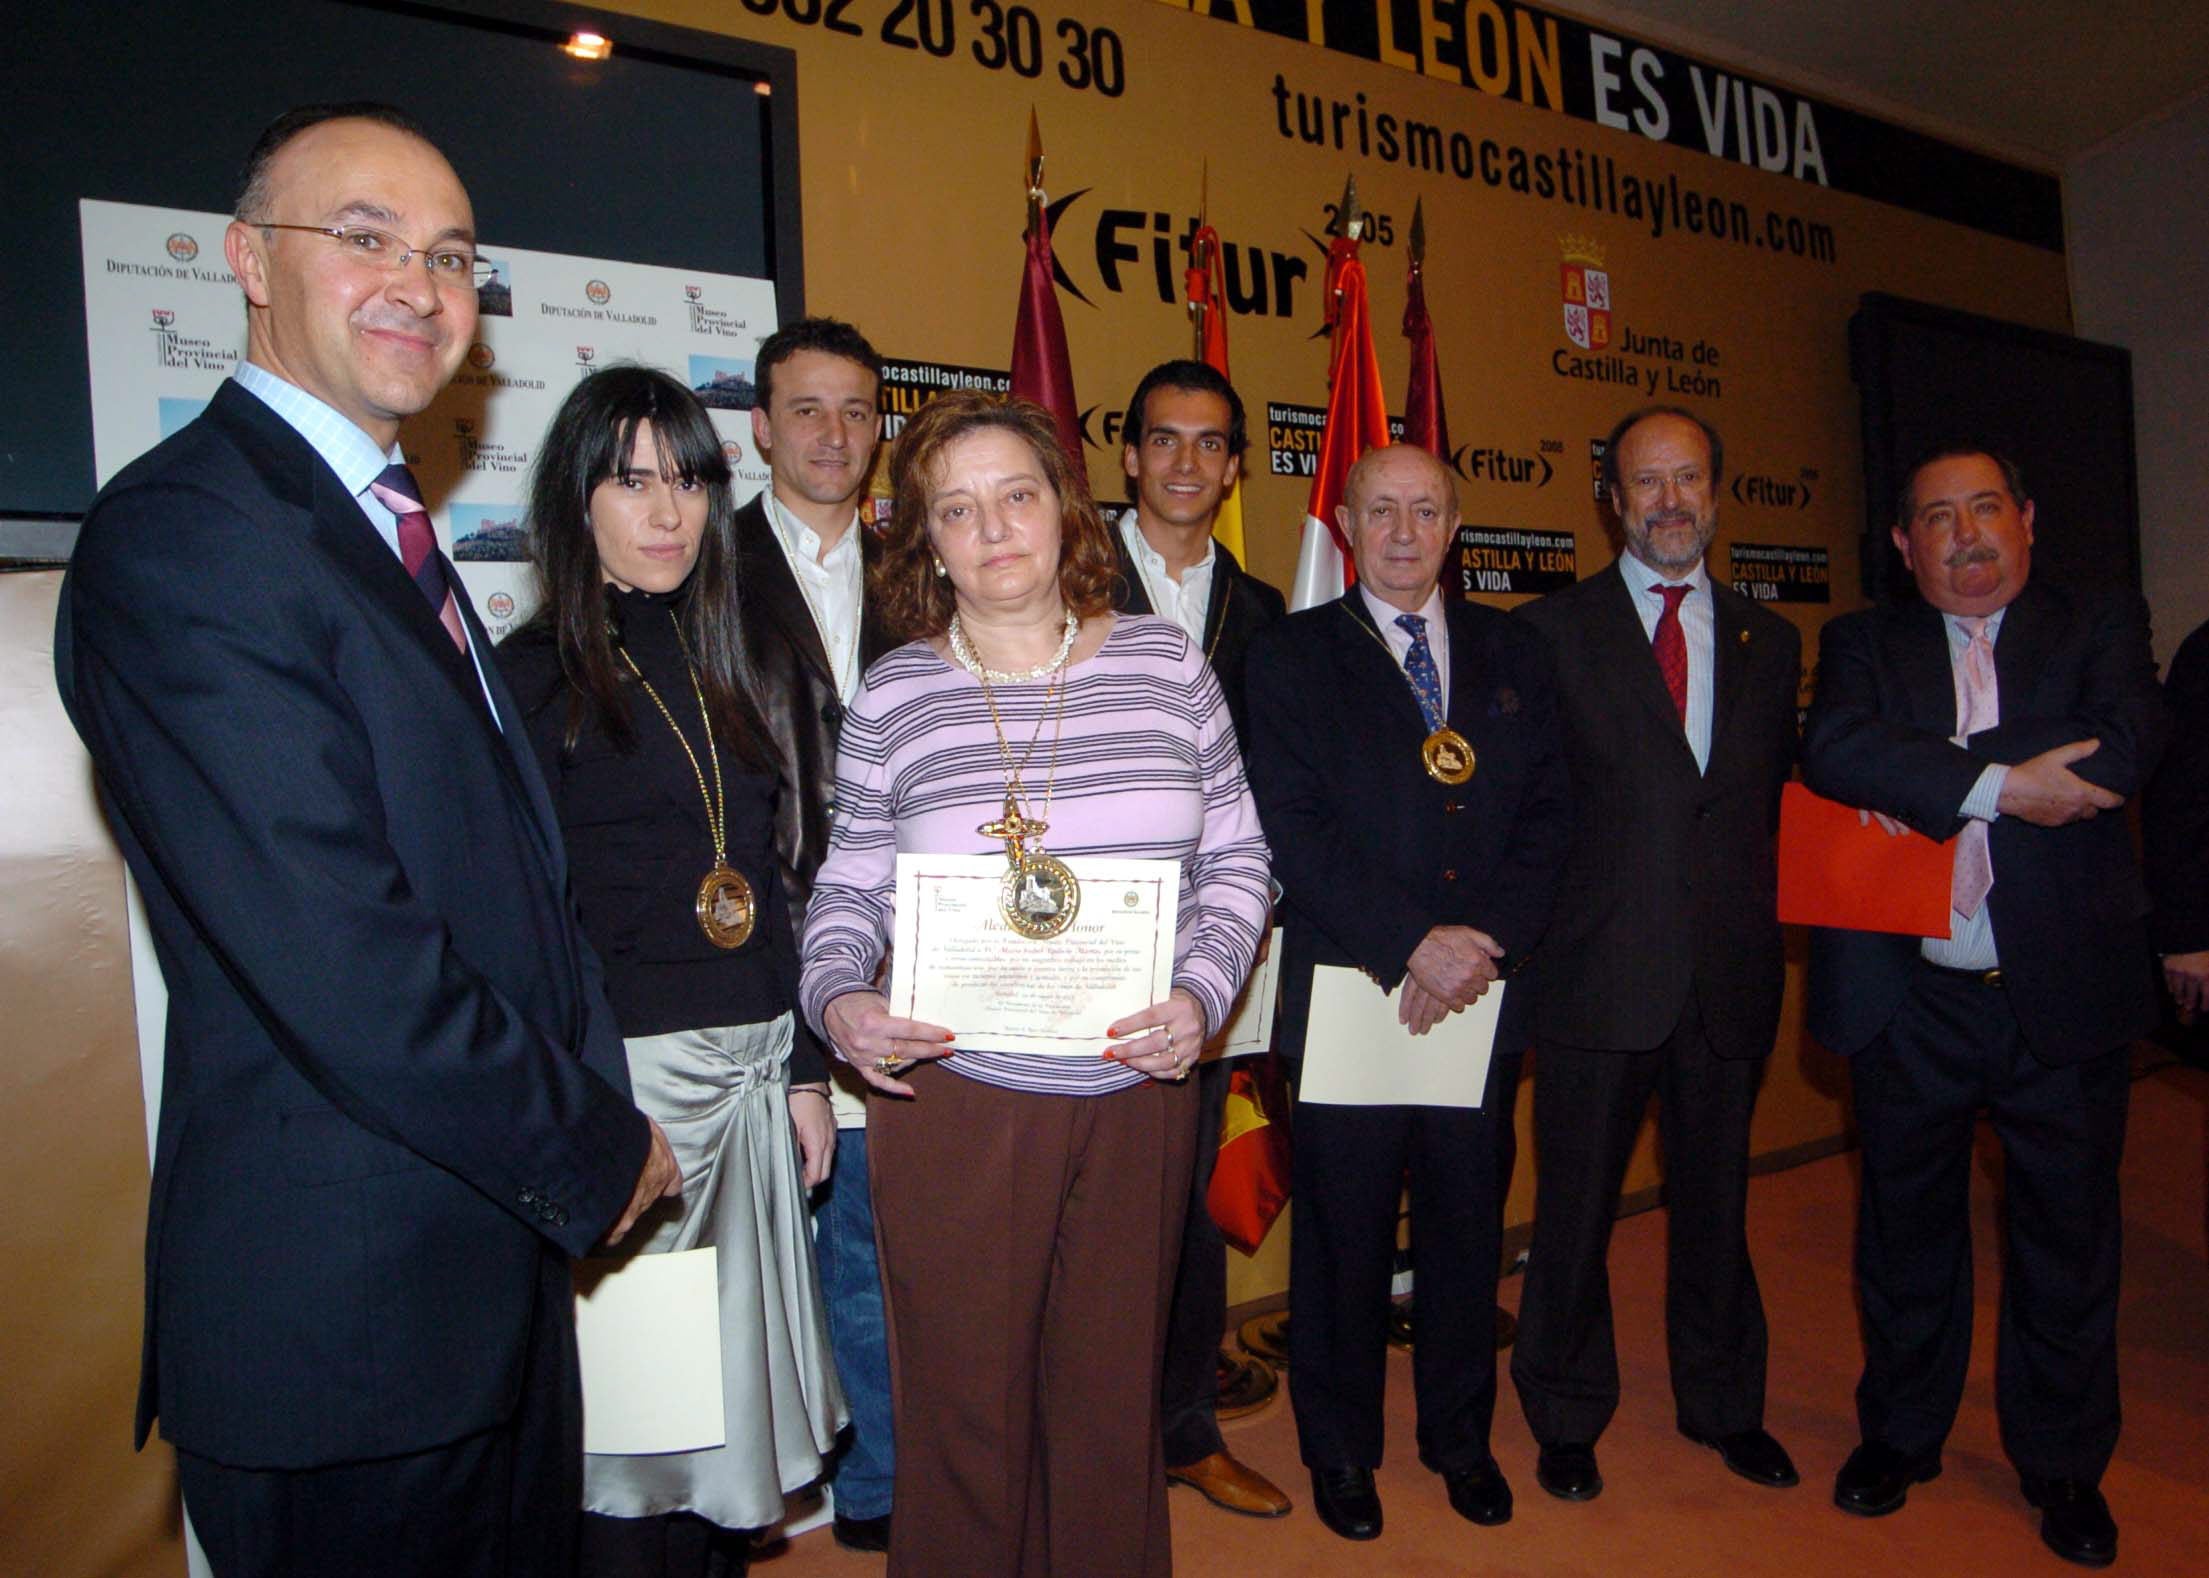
584, 1013, 848, 1530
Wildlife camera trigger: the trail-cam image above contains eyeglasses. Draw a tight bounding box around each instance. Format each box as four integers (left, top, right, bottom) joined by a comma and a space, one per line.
260, 222, 497, 289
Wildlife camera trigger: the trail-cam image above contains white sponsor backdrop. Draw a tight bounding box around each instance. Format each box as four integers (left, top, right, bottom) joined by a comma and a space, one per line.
80, 198, 779, 640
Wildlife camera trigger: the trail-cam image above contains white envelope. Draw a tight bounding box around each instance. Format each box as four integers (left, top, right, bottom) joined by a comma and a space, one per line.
1297, 965, 1504, 1108
574, 1246, 724, 1456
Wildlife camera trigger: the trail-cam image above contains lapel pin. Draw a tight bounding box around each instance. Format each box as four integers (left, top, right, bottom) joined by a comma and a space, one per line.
1738, 629, 1751, 645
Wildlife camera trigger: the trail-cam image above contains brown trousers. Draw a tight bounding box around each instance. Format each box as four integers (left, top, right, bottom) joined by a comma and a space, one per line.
870, 1066, 1198, 1578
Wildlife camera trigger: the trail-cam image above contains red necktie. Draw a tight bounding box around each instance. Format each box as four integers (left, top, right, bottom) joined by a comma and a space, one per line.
368, 463, 468, 656
1651, 582, 1690, 723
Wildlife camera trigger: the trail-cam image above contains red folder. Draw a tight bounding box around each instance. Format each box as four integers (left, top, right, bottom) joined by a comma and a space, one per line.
1776, 783, 1954, 937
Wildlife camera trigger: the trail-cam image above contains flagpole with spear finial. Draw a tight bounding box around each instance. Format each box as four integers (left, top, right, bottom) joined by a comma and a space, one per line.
1179, 162, 1247, 559
1009, 108, 1084, 471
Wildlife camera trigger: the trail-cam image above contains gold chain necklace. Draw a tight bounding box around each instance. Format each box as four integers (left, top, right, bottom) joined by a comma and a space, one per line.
966, 621, 1080, 940
615, 608, 756, 948
1342, 601, 1479, 788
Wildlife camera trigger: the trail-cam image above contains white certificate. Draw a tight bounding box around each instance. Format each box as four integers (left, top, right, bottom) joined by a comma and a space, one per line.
574, 1246, 724, 1455
889, 854, 1178, 1056
1297, 964, 1505, 1108
1208, 927, 1283, 1059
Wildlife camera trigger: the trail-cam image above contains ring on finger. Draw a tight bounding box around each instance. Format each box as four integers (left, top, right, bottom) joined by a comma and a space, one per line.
1172, 1055, 1189, 1084
876, 1054, 907, 1076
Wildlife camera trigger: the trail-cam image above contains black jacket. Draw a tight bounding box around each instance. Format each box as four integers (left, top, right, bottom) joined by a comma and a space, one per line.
1515, 564, 1801, 1059
732, 496, 895, 1072
497, 585, 817, 1081
1110, 525, 1285, 750
1247, 592, 1571, 1064
732, 496, 895, 919
2144, 618, 2209, 955
1801, 580, 2170, 1062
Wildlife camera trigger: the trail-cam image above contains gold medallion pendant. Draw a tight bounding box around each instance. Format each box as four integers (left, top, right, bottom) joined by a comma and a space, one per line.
1422, 727, 1477, 786
695, 863, 756, 949
1000, 851, 1081, 940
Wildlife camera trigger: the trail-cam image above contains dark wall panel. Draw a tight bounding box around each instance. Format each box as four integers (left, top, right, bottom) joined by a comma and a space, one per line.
8, 0, 799, 518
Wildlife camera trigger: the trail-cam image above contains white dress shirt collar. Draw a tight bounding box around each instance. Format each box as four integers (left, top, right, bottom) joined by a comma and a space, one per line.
1118, 515, 1216, 649
1359, 582, 1451, 717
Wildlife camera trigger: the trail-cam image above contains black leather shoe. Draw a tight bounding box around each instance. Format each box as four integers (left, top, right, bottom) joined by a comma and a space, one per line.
1309, 1465, 1382, 1540
1441, 1459, 1514, 1526
1535, 1443, 1603, 1501
1833, 1440, 1939, 1516
1680, 1426, 1800, 1488
832, 1511, 891, 1553
2023, 1478, 2117, 1567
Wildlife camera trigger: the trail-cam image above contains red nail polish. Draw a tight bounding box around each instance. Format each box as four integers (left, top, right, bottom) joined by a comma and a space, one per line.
1106, 1027, 1122, 1038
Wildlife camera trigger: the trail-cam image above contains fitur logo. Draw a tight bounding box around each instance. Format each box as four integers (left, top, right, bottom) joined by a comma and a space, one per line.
1560, 236, 1612, 351
584, 279, 612, 305
165, 233, 199, 262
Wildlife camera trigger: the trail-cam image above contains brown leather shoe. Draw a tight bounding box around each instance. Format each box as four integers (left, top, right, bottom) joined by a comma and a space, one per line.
1167, 1450, 1294, 1517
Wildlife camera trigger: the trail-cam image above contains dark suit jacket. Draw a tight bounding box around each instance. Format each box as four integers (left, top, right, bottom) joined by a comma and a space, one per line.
733, 495, 894, 916
1111, 527, 1286, 749
1800, 581, 2169, 1063
1247, 593, 1571, 1066
54, 382, 647, 1469
2144, 619, 2209, 955
1516, 565, 1801, 1059
732, 496, 894, 1067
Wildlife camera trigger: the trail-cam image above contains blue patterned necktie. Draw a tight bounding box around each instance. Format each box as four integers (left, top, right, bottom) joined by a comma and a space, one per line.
1394, 613, 1446, 732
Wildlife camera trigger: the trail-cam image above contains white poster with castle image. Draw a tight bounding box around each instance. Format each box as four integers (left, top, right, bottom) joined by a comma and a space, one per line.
80, 198, 778, 643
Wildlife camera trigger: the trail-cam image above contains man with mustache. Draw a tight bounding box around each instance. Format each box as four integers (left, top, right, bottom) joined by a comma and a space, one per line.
53, 104, 673, 1574
1511, 407, 1803, 1505
1802, 446, 2166, 1565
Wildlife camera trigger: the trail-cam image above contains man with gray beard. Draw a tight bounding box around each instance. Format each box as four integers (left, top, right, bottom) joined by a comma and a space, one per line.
1510, 407, 1802, 1506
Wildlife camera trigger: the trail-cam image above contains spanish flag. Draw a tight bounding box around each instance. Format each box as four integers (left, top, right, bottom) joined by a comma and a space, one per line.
1184, 219, 1246, 563
1207, 1054, 1293, 1255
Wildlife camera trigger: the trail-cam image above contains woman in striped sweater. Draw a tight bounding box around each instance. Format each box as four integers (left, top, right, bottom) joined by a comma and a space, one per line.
798, 393, 1269, 1577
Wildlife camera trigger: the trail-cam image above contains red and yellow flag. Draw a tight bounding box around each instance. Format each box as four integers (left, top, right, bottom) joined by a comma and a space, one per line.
1290, 225, 1391, 610
1207, 1053, 1293, 1255
1184, 219, 1247, 562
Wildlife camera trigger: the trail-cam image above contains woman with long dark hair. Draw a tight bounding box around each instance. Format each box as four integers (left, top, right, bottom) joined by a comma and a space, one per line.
499, 365, 844, 1575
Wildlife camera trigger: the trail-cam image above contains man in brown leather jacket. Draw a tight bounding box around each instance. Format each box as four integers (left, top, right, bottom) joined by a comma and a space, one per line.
735, 316, 897, 1551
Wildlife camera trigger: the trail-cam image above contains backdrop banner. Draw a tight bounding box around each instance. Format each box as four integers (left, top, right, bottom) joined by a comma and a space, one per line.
80, 198, 779, 638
